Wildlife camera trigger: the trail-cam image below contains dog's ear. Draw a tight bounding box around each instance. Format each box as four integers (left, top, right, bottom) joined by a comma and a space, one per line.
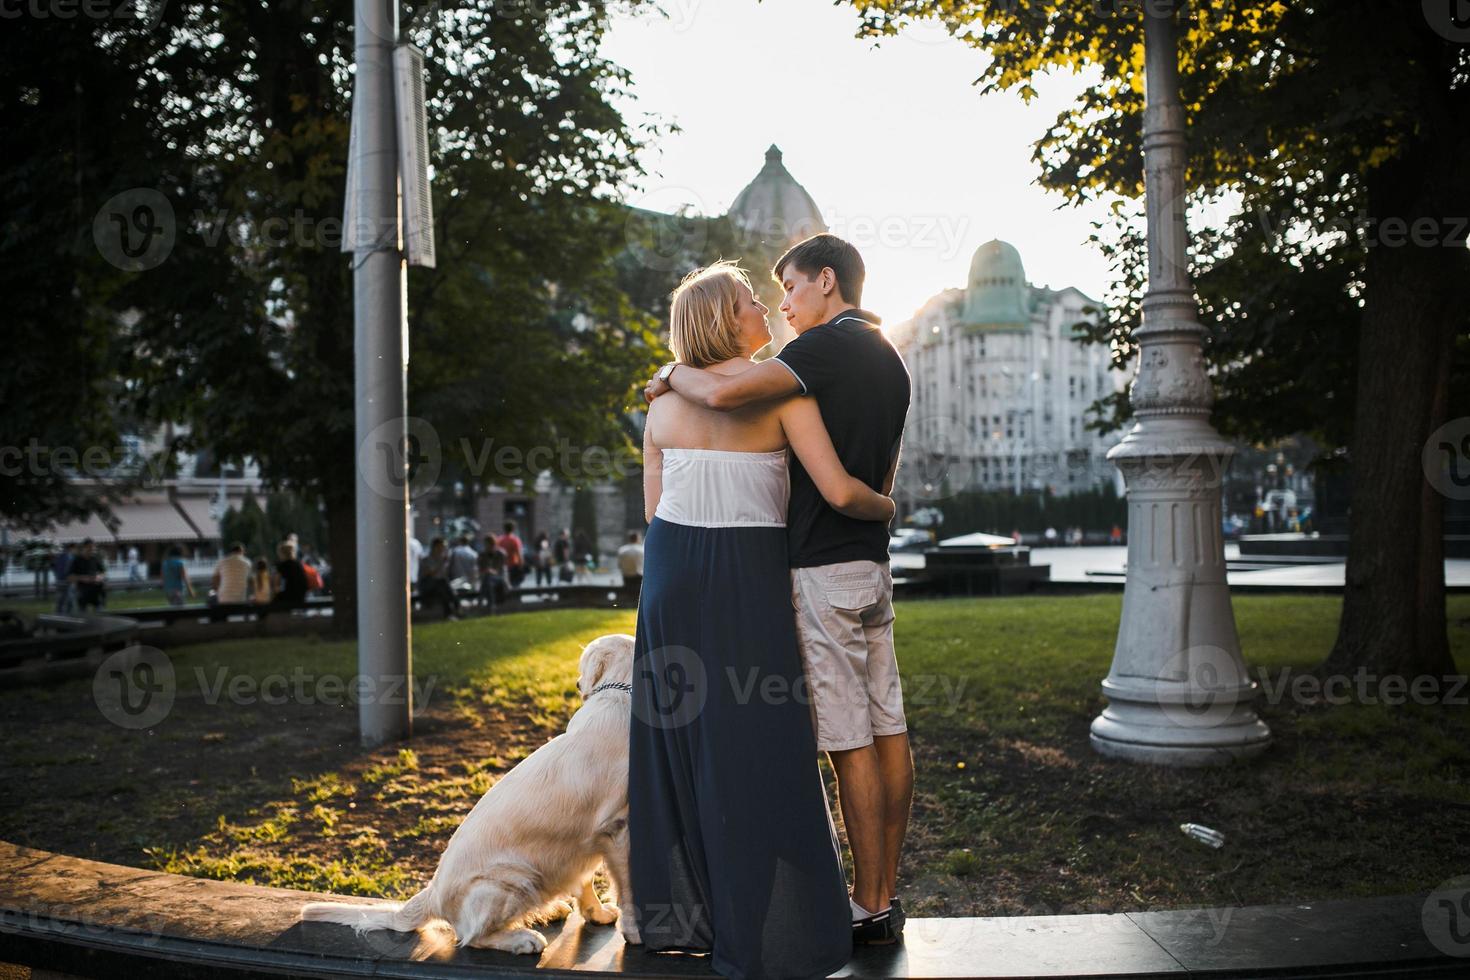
578, 639, 610, 698
585, 647, 609, 689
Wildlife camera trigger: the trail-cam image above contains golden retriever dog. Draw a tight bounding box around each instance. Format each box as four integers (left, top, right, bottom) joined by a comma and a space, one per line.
301, 633, 640, 954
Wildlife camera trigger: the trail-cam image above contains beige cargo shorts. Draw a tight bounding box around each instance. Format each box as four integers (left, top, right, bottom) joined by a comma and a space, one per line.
790, 559, 907, 752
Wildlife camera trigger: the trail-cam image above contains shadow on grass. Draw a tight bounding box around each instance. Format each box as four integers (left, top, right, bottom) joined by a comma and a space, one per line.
0, 608, 636, 895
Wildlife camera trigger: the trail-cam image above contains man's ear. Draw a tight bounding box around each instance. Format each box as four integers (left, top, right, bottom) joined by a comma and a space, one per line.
819, 266, 837, 296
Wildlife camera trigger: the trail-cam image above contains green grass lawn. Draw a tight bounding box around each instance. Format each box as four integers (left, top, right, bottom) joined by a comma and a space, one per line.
5, 586, 175, 614
2, 594, 1467, 916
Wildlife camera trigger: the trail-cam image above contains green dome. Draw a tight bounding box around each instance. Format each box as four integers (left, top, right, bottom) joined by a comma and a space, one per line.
963, 239, 1030, 330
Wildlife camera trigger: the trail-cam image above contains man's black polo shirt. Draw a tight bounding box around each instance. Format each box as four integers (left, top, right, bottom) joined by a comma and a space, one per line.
774, 308, 911, 568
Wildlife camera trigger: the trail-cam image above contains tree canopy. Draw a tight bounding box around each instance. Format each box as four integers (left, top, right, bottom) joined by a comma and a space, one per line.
848, 0, 1470, 676
2, 1, 671, 630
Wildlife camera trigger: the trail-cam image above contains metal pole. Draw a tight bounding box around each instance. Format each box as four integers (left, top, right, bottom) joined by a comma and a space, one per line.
352, 0, 412, 747
1089, 4, 1270, 765
1013, 410, 1022, 497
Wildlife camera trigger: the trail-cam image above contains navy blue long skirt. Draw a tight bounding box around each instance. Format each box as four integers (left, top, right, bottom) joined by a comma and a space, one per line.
628, 516, 852, 980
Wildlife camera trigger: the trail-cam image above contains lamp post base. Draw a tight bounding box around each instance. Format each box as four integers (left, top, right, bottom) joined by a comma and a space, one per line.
1090, 676, 1273, 767
1089, 728, 1273, 768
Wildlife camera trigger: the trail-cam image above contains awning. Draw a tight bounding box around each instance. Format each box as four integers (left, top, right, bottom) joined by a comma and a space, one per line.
13, 496, 202, 545
172, 495, 221, 541
38, 511, 118, 545
112, 500, 200, 543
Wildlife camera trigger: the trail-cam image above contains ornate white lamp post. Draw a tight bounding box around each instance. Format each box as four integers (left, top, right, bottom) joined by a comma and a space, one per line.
1089, 4, 1271, 765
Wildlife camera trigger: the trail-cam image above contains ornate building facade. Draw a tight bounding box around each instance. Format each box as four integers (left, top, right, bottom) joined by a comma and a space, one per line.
889, 240, 1126, 501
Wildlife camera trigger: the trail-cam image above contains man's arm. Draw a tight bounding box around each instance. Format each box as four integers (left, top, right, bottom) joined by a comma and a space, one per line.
883, 440, 902, 495
644, 358, 801, 412
778, 398, 896, 524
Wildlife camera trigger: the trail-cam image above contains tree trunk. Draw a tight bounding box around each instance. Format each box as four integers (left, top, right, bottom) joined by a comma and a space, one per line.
1322, 128, 1467, 684
326, 489, 357, 640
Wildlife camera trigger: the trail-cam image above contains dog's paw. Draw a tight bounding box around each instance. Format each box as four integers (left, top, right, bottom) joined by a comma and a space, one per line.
582, 902, 618, 925
543, 899, 575, 922
467, 927, 547, 955
507, 929, 548, 955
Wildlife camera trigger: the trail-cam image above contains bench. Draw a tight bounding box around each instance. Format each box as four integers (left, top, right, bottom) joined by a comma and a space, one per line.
0, 614, 140, 685
0, 840, 1460, 979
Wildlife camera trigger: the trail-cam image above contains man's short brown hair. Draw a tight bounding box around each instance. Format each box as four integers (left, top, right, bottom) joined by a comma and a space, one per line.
772, 234, 864, 307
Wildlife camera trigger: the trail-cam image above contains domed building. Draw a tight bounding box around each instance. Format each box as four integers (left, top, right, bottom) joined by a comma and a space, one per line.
891, 240, 1125, 499
963, 239, 1030, 328
726, 145, 827, 349
729, 145, 826, 246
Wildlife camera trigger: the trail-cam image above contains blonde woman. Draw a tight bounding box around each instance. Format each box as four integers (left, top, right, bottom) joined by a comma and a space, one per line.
248, 557, 273, 605
628, 262, 890, 979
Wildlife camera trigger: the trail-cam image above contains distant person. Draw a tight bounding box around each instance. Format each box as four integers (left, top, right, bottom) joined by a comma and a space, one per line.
448, 534, 480, 594
553, 528, 574, 584
1010, 528, 1022, 545
273, 541, 309, 606
126, 544, 143, 583
212, 542, 252, 604
408, 535, 424, 586
418, 537, 457, 620
160, 544, 193, 606
249, 557, 274, 605
497, 521, 525, 588
301, 555, 324, 595
1109, 524, 1123, 545
52, 543, 76, 614
71, 540, 110, 611
530, 531, 552, 588
1043, 526, 1058, 546
479, 534, 508, 608
573, 529, 593, 577
70, 540, 108, 608
617, 531, 644, 591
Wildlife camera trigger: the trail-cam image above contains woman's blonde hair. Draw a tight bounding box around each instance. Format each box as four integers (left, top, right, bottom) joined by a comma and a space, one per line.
668, 260, 753, 369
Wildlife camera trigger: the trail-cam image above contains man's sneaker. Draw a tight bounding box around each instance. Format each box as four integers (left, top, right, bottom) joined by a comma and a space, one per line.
851, 904, 899, 946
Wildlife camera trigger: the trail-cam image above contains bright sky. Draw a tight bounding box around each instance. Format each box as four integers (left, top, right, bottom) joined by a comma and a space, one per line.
601, 0, 1119, 325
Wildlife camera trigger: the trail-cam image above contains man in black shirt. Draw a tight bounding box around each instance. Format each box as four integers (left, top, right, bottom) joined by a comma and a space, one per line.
68, 538, 107, 612
644, 234, 912, 943
273, 541, 309, 605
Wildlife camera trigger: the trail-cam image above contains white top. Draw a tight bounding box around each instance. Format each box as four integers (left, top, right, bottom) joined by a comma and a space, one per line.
654, 448, 788, 528
214, 553, 252, 603
617, 543, 644, 576
408, 537, 423, 583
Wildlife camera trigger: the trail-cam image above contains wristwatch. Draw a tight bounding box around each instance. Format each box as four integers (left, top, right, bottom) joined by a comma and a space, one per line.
656, 362, 677, 386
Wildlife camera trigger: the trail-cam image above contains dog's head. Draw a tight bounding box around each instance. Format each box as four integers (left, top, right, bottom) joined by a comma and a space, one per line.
577, 633, 635, 699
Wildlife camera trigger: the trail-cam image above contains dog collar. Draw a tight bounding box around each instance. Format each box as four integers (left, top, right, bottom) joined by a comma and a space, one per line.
589, 681, 632, 697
